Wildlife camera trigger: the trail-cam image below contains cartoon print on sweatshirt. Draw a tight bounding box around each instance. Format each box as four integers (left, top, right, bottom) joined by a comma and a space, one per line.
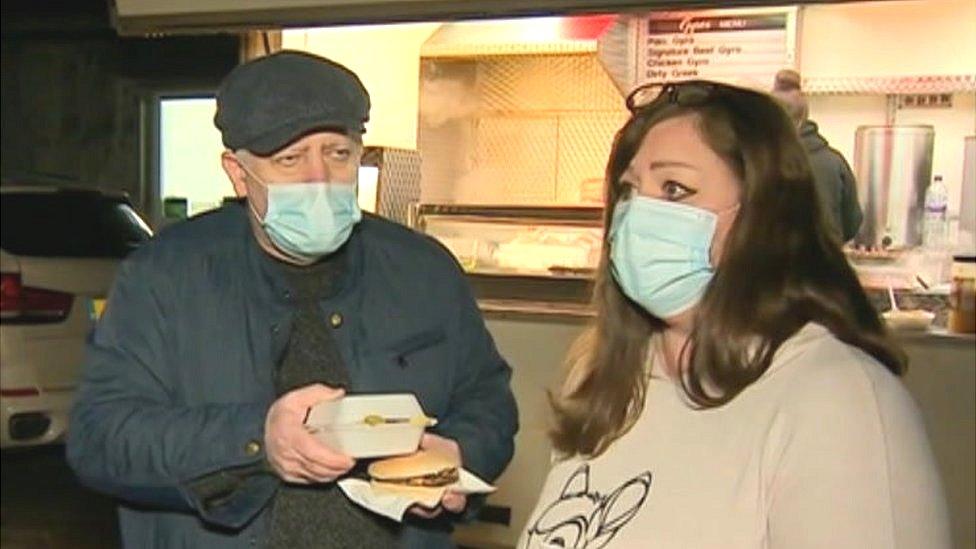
523, 463, 652, 548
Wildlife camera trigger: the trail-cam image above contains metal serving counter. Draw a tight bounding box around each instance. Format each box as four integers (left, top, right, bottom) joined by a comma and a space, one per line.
411, 203, 602, 319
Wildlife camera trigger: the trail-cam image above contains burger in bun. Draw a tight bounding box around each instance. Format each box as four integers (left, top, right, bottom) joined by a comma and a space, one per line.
368, 450, 460, 505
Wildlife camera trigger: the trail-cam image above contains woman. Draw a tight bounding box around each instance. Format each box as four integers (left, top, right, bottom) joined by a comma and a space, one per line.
519, 81, 950, 548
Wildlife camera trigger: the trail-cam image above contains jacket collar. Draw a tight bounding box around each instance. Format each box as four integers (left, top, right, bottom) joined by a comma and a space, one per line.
237, 204, 365, 305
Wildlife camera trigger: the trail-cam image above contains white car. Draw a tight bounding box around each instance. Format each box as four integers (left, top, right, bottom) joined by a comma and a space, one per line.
1, 186, 152, 447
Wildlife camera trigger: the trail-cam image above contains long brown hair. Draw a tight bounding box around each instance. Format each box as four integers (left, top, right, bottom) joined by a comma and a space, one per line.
549, 80, 904, 458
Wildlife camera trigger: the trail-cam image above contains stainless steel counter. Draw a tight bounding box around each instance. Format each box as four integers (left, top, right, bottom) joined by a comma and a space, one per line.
893, 327, 976, 342
478, 298, 594, 319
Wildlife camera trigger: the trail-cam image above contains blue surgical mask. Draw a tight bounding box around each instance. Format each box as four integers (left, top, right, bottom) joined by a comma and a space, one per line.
239, 161, 362, 261
609, 196, 723, 318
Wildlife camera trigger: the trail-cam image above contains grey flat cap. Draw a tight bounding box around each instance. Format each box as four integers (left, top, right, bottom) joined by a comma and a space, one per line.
214, 50, 370, 155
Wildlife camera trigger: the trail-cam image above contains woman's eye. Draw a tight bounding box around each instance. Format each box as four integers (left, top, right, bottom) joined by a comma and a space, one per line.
662, 180, 694, 201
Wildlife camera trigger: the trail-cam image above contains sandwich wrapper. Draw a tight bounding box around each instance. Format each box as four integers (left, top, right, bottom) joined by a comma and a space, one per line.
338, 468, 496, 522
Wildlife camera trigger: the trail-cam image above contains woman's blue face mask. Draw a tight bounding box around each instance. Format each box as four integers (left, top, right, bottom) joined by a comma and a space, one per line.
609, 195, 737, 318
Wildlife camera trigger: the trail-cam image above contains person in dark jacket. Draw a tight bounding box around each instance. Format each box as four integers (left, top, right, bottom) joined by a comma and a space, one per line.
772, 69, 864, 243
66, 50, 518, 549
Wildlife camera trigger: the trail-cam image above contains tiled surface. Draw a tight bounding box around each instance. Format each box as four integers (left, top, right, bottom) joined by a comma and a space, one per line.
419, 54, 628, 207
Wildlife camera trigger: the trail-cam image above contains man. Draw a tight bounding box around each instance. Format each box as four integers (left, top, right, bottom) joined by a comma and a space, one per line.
67, 50, 518, 548
772, 69, 864, 243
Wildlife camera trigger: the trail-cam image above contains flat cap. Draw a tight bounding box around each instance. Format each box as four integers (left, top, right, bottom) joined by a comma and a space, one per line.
214, 50, 370, 155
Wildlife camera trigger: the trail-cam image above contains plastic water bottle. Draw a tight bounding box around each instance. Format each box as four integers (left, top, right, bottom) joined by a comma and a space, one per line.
921, 175, 951, 284
923, 175, 949, 249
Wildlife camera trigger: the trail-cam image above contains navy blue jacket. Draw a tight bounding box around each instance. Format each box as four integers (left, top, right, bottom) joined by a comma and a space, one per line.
67, 204, 518, 548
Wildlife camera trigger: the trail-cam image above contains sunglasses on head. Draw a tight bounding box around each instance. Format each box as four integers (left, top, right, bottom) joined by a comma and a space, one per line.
625, 80, 740, 114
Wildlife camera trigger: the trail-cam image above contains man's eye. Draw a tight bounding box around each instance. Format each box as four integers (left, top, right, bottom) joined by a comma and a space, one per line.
662, 180, 694, 200
275, 154, 300, 167
327, 148, 352, 162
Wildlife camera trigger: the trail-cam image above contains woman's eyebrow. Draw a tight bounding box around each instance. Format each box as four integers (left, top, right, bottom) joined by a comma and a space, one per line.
648, 160, 698, 171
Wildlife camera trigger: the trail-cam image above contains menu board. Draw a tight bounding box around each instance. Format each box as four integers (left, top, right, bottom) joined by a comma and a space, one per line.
635, 8, 797, 90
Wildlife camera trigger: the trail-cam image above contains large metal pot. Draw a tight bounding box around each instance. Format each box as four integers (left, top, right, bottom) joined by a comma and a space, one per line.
852, 125, 935, 249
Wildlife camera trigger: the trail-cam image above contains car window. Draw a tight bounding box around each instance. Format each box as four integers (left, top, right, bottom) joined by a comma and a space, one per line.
1, 192, 153, 258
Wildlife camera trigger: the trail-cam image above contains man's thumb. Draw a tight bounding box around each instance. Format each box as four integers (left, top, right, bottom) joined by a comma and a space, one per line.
295, 383, 345, 405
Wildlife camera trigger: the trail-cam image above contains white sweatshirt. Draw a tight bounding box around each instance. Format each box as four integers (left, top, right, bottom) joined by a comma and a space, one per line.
519, 324, 951, 549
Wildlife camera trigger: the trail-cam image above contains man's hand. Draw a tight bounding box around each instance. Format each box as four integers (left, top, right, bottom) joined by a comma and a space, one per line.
264, 384, 354, 484
408, 433, 467, 518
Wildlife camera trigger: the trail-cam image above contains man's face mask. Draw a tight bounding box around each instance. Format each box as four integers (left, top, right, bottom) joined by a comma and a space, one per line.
238, 158, 362, 262
609, 195, 736, 318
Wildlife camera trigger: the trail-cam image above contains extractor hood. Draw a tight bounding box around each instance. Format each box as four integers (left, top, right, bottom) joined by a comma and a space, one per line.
419, 14, 633, 95
419, 14, 617, 57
